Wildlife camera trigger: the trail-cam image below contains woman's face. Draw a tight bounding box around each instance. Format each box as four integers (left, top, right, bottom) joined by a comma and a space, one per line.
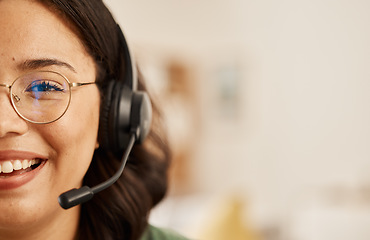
0, 0, 100, 235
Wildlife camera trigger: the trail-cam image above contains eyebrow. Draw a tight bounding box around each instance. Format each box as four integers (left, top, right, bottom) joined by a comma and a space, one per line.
18, 58, 77, 73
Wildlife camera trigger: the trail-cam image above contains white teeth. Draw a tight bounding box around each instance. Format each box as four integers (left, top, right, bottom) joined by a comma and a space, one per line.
13, 160, 22, 171
2, 162, 13, 173
22, 160, 28, 169
0, 160, 41, 174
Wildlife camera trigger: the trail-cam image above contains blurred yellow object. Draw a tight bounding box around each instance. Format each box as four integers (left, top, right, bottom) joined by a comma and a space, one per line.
199, 196, 261, 240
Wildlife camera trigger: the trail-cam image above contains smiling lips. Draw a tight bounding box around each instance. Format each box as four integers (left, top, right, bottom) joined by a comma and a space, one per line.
0, 151, 47, 188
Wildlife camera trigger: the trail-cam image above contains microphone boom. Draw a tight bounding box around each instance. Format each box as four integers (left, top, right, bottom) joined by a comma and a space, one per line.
58, 132, 136, 209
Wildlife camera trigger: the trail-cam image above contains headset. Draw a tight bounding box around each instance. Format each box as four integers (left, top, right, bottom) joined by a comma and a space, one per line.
58, 25, 152, 209
99, 25, 152, 154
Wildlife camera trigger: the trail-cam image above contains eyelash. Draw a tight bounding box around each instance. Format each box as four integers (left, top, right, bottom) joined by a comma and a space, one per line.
26, 80, 65, 92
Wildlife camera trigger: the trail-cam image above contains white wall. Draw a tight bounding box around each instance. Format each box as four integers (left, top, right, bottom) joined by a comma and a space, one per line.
104, 0, 370, 238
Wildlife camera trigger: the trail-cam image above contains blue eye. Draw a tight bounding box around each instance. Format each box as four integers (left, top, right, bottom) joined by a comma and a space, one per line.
23, 79, 67, 101
26, 80, 65, 93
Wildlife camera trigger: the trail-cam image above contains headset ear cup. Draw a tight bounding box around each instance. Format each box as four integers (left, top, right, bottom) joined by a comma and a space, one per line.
98, 80, 116, 151
99, 81, 152, 154
129, 91, 152, 143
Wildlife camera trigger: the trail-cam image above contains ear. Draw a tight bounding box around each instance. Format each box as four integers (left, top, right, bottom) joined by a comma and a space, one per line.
95, 141, 100, 150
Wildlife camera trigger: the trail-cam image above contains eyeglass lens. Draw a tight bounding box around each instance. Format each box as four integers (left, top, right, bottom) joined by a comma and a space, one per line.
10, 71, 71, 124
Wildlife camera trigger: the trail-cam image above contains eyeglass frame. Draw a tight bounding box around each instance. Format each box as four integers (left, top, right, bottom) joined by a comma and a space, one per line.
0, 70, 96, 124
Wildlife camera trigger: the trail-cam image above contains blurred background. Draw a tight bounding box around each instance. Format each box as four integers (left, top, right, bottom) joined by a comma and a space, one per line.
105, 1, 370, 239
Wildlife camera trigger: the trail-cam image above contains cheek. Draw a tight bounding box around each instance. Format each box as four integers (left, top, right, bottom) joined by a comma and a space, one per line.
40, 89, 100, 187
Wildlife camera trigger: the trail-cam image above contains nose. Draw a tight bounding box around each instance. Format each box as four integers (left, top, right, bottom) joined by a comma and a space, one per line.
0, 87, 29, 137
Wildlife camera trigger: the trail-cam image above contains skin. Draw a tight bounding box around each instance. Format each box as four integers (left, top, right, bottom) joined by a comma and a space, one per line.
0, 0, 100, 239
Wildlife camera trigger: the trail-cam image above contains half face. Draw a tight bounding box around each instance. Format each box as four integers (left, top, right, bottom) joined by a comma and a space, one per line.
0, 0, 100, 236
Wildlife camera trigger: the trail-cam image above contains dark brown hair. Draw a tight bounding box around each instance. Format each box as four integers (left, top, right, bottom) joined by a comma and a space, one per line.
38, 0, 171, 239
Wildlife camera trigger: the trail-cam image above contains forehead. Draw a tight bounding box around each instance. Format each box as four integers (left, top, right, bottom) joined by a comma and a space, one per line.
0, 0, 73, 41
0, 0, 94, 76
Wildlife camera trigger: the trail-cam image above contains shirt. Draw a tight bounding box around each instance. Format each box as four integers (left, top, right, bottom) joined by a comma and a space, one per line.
140, 225, 190, 240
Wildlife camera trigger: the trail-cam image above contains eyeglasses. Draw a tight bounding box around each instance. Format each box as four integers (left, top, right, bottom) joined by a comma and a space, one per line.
0, 71, 96, 124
